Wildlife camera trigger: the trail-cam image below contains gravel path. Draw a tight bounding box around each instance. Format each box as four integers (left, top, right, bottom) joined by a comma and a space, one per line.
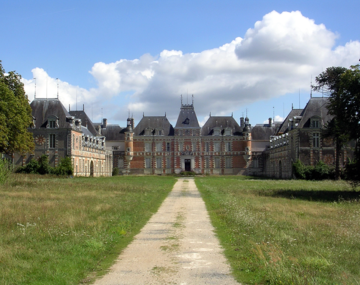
93, 178, 240, 285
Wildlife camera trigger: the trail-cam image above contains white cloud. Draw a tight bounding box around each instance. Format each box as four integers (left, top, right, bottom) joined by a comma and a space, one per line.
263, 115, 284, 124
23, 10, 360, 124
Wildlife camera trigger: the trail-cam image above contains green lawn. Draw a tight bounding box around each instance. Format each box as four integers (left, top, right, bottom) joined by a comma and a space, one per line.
0, 174, 175, 285
196, 176, 360, 285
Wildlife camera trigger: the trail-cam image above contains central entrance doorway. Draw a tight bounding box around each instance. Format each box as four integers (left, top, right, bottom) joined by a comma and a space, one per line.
184, 159, 191, 171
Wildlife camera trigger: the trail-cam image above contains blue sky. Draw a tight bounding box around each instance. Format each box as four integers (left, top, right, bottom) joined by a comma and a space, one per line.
1, 0, 359, 127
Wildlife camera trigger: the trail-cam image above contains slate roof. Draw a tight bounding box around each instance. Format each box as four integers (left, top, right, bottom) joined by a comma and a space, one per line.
277, 109, 303, 134
251, 122, 282, 140
134, 116, 174, 136
100, 124, 125, 141
201, 116, 243, 136
69, 110, 97, 136
298, 97, 332, 128
175, 104, 200, 129
31, 98, 72, 128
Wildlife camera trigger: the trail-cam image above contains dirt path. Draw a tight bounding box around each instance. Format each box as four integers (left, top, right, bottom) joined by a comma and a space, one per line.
93, 178, 239, 285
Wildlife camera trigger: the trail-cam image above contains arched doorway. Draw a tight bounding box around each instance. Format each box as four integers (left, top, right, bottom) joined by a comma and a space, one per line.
90, 161, 94, 177
279, 160, 282, 179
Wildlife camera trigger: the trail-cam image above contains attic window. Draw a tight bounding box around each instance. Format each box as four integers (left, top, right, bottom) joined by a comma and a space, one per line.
311, 118, 320, 128
213, 128, 221, 136
224, 128, 231, 136
49, 120, 56, 128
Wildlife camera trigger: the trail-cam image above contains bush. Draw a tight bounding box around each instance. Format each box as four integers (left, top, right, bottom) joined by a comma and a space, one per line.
38, 155, 51, 174
0, 159, 12, 184
53, 157, 73, 176
112, 167, 119, 176
293, 160, 333, 180
15, 158, 39, 174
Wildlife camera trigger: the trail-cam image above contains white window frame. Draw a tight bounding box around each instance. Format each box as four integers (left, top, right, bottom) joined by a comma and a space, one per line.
145, 157, 151, 168
313, 133, 320, 148
145, 142, 151, 152
214, 142, 221, 152
49, 134, 56, 148
156, 157, 162, 169
156, 142, 162, 151
225, 142, 231, 152
214, 157, 220, 168
225, 157, 231, 168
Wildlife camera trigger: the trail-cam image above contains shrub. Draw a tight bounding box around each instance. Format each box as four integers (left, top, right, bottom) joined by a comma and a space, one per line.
53, 157, 73, 176
38, 155, 51, 174
15, 158, 39, 174
345, 159, 360, 190
112, 167, 119, 176
0, 159, 12, 184
292, 160, 306, 179
313, 161, 331, 180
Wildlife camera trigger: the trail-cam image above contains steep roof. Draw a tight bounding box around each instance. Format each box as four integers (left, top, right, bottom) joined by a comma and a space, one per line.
31, 98, 72, 128
298, 97, 332, 128
277, 109, 303, 134
251, 122, 282, 140
69, 110, 97, 136
175, 104, 200, 129
134, 116, 174, 136
201, 116, 243, 136
100, 124, 125, 141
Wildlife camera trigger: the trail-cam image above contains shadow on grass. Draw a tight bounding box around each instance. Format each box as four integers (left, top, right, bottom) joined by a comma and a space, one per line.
262, 189, 360, 202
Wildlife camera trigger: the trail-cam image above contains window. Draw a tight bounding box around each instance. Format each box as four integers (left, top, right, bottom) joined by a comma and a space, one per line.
156, 157, 162, 169
49, 134, 55, 148
166, 142, 171, 151
49, 120, 56, 128
225, 142, 231, 152
214, 129, 220, 136
311, 119, 320, 128
205, 142, 210, 152
205, 157, 210, 168
166, 157, 171, 169
214, 157, 220, 168
225, 157, 231, 168
158, 130, 162, 136
145, 142, 151, 152
145, 157, 151, 168
224, 128, 231, 136
73, 135, 75, 149
214, 142, 221, 152
178, 142, 183, 151
192, 142, 196, 151
118, 158, 124, 168
156, 142, 162, 151
313, 133, 320, 148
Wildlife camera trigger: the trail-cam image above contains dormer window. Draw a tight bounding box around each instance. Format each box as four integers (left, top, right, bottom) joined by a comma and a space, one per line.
311, 118, 320, 128
213, 127, 221, 136
145, 128, 153, 136
224, 128, 232, 136
49, 120, 56, 128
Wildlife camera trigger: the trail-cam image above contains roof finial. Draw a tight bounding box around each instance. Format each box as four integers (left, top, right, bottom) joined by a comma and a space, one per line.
209, 112, 211, 117
181, 94, 182, 106
143, 112, 144, 117
310, 76, 313, 98
292, 103, 293, 110
165, 112, 166, 117
192, 94, 194, 105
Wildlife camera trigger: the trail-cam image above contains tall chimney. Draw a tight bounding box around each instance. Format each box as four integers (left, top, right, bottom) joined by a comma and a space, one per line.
103, 118, 107, 128
269, 118, 272, 126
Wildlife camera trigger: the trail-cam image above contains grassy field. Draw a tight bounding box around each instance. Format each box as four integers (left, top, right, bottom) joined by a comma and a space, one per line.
0, 174, 175, 285
196, 177, 360, 285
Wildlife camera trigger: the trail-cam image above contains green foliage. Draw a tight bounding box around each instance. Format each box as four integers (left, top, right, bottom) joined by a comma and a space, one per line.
16, 156, 73, 176
37, 155, 51, 175
0, 61, 34, 156
0, 159, 12, 184
53, 157, 73, 176
293, 160, 332, 180
112, 167, 119, 176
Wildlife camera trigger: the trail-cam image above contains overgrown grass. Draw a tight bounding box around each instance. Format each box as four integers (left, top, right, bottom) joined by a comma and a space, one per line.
0, 174, 175, 284
196, 176, 360, 284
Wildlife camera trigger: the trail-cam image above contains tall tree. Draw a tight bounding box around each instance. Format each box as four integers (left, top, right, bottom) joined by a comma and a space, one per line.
0, 60, 34, 156
313, 66, 348, 179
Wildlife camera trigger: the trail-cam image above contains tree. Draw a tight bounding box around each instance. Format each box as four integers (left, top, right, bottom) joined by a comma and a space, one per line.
313, 64, 360, 180
313, 66, 348, 180
0, 60, 34, 156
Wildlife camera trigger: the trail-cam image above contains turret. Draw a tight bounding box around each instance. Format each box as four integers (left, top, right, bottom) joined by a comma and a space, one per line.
124, 117, 134, 174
